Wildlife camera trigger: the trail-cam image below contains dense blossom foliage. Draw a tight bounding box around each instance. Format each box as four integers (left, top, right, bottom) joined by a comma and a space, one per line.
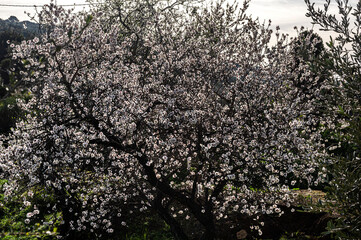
0, 0, 330, 239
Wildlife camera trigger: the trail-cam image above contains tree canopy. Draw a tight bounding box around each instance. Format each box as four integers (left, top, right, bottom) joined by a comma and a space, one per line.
0, 0, 337, 239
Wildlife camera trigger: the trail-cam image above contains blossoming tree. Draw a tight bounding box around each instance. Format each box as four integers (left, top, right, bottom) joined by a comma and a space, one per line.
0, 0, 328, 239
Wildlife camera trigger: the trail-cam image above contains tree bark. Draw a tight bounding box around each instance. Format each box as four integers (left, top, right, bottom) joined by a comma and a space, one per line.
198, 212, 216, 240
153, 193, 189, 240
200, 229, 216, 240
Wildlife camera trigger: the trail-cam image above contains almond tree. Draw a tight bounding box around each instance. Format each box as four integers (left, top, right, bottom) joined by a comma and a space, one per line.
0, 0, 329, 239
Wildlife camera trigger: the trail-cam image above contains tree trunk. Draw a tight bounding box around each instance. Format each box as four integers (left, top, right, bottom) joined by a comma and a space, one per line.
154, 194, 189, 240
199, 214, 216, 240
200, 229, 216, 240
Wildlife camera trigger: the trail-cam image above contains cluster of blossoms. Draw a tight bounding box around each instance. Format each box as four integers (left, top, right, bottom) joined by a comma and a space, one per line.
0, 0, 330, 239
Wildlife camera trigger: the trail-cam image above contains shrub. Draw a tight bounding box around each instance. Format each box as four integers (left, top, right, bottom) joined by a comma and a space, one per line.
305, 0, 361, 237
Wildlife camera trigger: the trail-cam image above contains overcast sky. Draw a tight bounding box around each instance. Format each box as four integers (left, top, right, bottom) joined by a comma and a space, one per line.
0, 0, 358, 41
0, 0, 89, 20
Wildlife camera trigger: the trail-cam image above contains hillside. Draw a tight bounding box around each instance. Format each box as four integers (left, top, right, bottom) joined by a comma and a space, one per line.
0, 16, 40, 37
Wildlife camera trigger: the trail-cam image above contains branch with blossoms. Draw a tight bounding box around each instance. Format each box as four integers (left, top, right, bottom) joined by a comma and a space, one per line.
0, 0, 331, 239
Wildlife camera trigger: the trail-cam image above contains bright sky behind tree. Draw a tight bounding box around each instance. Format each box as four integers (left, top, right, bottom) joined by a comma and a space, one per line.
0, 0, 358, 42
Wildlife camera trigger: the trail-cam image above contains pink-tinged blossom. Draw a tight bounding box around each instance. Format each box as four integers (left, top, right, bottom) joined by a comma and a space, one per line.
0, 0, 330, 239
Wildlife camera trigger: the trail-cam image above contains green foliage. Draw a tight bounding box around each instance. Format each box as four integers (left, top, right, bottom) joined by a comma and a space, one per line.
0, 180, 60, 240
321, 219, 354, 239
125, 222, 173, 240
0, 90, 30, 134
0, 24, 35, 134
305, 0, 361, 237
85, 15, 93, 25
118, 212, 173, 240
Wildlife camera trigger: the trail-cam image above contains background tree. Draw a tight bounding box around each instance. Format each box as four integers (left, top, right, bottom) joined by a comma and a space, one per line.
0, 20, 38, 134
1, 1, 329, 239
289, 30, 329, 94
305, 0, 361, 238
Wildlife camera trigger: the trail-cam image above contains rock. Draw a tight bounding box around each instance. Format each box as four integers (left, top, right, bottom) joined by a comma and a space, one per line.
236, 229, 247, 239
